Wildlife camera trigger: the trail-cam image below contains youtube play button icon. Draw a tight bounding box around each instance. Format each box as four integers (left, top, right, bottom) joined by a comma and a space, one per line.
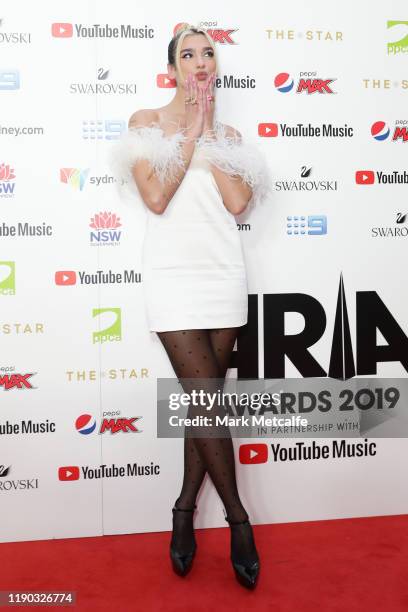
51, 23, 73, 38
55, 271, 76, 286
157, 74, 177, 88
58, 466, 80, 481
258, 123, 278, 137
355, 170, 375, 185
239, 443, 268, 464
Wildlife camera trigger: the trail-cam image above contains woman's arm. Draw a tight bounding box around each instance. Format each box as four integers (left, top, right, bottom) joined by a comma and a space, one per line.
128, 109, 196, 215
206, 125, 253, 216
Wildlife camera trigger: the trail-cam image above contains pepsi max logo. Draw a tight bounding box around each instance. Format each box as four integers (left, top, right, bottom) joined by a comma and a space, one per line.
274, 72, 294, 93
371, 121, 390, 141
75, 414, 97, 435
74, 413, 142, 435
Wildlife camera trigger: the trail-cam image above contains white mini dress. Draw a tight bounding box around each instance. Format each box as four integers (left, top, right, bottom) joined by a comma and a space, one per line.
113, 120, 271, 332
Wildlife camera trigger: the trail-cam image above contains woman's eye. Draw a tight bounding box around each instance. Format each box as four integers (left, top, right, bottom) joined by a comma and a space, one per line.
182, 51, 214, 59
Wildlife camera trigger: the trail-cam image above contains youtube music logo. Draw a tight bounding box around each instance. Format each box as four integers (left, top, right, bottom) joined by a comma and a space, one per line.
355, 170, 375, 185
157, 74, 177, 88
239, 444, 268, 464
51, 23, 73, 38
59, 466, 80, 481
55, 271, 76, 285
258, 123, 278, 137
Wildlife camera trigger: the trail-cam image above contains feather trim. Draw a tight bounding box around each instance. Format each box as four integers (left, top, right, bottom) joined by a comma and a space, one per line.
110, 125, 188, 190
110, 121, 272, 209
197, 123, 272, 208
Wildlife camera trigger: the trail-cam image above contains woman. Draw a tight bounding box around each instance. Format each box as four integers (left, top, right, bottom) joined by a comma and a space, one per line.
114, 23, 271, 589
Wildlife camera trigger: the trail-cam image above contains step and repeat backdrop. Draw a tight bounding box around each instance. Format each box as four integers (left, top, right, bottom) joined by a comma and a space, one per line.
1, 1, 408, 543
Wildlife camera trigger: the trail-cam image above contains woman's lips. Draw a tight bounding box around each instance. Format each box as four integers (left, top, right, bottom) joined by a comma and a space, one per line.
195, 73, 208, 80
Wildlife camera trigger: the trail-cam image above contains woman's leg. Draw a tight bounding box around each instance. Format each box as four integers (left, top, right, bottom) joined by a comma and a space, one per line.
157, 329, 257, 563
176, 328, 239, 510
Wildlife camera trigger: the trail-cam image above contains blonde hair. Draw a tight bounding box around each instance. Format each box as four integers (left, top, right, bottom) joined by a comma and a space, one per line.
171, 24, 219, 85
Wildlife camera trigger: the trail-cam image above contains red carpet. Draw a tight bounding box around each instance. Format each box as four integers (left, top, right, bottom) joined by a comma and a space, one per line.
2, 514, 408, 611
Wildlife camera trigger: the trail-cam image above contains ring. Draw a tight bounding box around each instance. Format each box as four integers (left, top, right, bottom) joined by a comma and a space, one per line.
184, 97, 191, 104
207, 95, 214, 102
190, 96, 197, 104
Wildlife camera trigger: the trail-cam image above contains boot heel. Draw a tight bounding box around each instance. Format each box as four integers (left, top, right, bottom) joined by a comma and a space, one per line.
224, 514, 260, 589
170, 501, 197, 577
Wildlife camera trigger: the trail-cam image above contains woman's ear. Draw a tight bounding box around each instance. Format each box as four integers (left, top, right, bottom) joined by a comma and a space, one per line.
167, 63, 176, 80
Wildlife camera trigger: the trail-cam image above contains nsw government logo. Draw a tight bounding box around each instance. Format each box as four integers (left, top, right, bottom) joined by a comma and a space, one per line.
92, 307, 122, 344
0, 262, 15, 295
89, 211, 122, 246
0, 163, 16, 197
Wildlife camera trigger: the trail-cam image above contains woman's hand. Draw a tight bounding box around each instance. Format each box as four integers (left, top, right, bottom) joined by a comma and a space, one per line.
183, 73, 206, 140
202, 72, 216, 135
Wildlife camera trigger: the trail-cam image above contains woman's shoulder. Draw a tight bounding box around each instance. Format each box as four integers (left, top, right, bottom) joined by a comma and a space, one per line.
128, 108, 160, 129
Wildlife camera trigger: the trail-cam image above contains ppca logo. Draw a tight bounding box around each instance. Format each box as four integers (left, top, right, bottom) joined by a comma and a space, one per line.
387, 20, 408, 54
0, 262, 15, 295
92, 307, 122, 343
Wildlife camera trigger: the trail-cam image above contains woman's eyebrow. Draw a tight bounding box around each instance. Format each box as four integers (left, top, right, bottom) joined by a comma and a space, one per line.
181, 46, 213, 52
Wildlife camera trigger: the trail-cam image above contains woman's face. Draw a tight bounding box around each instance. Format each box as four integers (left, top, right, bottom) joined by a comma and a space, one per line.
170, 33, 216, 88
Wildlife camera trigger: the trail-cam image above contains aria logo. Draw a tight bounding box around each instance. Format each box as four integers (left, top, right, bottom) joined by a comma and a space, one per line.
92, 307, 122, 344
274, 166, 338, 192
387, 20, 408, 55
236, 274, 408, 380
0, 261, 15, 295
89, 211, 122, 246
274, 72, 336, 94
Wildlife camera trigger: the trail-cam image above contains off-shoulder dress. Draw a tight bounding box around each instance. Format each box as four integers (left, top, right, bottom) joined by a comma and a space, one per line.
112, 120, 271, 332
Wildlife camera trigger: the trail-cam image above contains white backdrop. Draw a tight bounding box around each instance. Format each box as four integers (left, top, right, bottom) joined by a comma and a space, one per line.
1, 1, 408, 543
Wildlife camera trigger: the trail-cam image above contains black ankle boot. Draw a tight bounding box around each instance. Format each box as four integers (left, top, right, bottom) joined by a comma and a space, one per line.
224, 514, 260, 589
170, 500, 197, 577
